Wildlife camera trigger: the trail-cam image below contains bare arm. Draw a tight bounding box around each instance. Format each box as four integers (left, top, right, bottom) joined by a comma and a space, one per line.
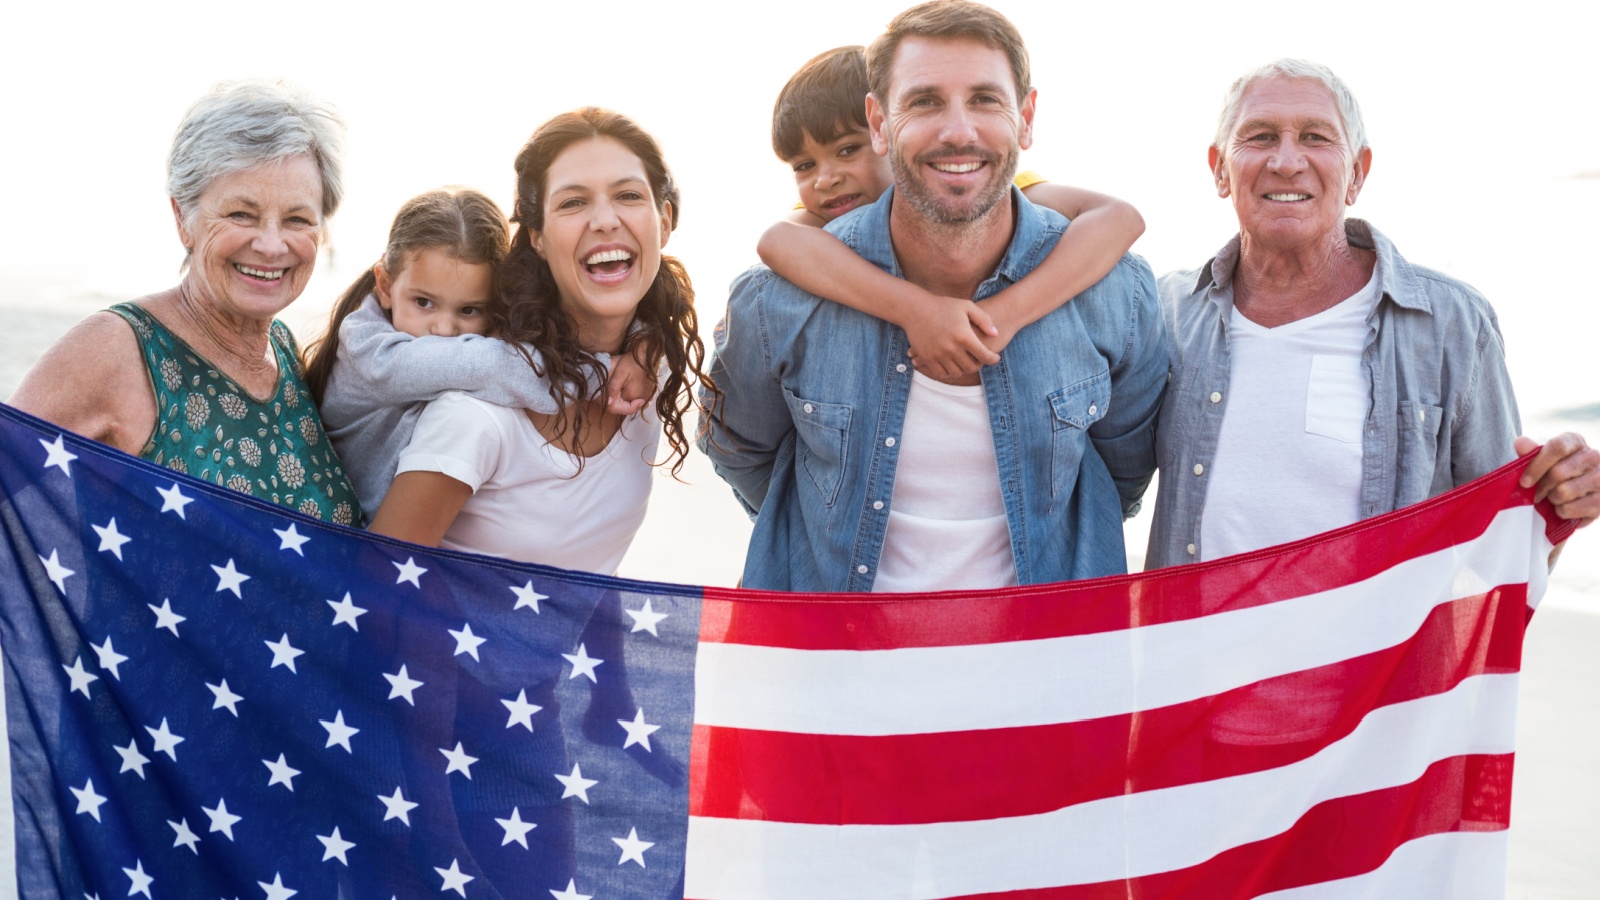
8, 311, 155, 454
980, 184, 1145, 350
367, 470, 473, 546
757, 219, 999, 379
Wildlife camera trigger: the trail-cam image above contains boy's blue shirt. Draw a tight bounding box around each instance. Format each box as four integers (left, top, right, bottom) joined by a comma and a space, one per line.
699, 187, 1170, 591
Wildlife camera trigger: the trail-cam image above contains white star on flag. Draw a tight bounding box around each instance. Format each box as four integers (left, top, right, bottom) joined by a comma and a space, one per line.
378, 787, 418, 825
555, 763, 598, 804
440, 742, 479, 779
326, 593, 367, 631
62, 656, 98, 697
562, 644, 603, 682
148, 599, 185, 636
510, 581, 545, 612
156, 482, 193, 518
92, 637, 127, 680
259, 872, 297, 900
265, 634, 305, 672
168, 818, 200, 854
384, 665, 423, 705
435, 859, 474, 896
263, 754, 300, 791
502, 689, 543, 731
320, 710, 359, 753
71, 778, 107, 821
618, 708, 661, 752
202, 797, 241, 840
115, 739, 150, 778
39, 434, 77, 475
146, 717, 184, 761
93, 518, 131, 560
393, 556, 427, 587
212, 559, 250, 598
612, 826, 654, 867
274, 523, 310, 555
449, 623, 486, 661
317, 826, 355, 865
495, 807, 537, 848
39, 549, 74, 594
123, 860, 153, 898
207, 679, 243, 716
550, 879, 592, 900
625, 598, 668, 636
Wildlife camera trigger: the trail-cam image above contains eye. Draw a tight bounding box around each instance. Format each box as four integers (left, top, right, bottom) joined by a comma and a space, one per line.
228, 211, 254, 222
556, 197, 584, 210
413, 297, 435, 310
838, 143, 861, 159
791, 160, 814, 174
910, 96, 938, 108
287, 215, 317, 228
460, 305, 483, 317
972, 94, 1001, 106
1302, 131, 1331, 144
617, 190, 646, 202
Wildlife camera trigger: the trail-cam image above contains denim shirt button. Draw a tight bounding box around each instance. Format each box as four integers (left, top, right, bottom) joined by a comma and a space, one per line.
1186, 543, 1197, 556
896, 364, 908, 374
803, 403, 814, 414
873, 500, 884, 510
885, 437, 896, 447
1088, 404, 1098, 416
857, 565, 869, 574
1210, 391, 1222, 403
1193, 463, 1205, 476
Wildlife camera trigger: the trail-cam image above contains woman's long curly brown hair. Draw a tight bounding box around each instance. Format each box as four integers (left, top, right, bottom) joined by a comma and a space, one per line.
499, 107, 715, 475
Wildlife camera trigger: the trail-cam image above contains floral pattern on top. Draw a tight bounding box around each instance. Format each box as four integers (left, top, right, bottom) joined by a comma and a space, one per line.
109, 302, 361, 527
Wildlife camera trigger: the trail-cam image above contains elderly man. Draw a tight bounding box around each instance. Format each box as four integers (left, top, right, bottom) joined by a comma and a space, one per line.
700, 0, 1168, 591
1147, 59, 1597, 569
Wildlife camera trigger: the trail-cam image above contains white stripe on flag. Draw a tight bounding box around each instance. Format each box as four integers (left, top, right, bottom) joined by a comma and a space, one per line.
1253, 830, 1510, 899
694, 508, 1536, 736
683, 673, 1519, 899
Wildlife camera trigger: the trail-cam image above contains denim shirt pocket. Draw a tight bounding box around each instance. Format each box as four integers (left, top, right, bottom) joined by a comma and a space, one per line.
1048, 370, 1111, 498
783, 387, 853, 507
1394, 400, 1444, 507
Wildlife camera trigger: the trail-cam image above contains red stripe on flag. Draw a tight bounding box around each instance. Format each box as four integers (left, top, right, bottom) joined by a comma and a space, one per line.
701, 464, 1539, 651
689, 587, 1525, 824
937, 754, 1513, 900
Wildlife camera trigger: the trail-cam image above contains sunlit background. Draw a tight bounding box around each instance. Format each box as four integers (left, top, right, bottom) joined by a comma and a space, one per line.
1, 0, 1596, 892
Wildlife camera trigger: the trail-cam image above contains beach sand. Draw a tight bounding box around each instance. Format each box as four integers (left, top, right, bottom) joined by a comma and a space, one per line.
1, 306, 1596, 894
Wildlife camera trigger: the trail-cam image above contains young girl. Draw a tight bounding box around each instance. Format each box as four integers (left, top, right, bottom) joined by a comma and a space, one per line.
303, 188, 651, 519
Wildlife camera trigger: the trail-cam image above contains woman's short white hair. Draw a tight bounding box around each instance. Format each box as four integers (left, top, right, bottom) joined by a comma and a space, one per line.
167, 80, 346, 231
1213, 59, 1367, 158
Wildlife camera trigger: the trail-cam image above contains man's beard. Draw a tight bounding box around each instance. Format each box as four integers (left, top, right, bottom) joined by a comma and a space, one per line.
890, 141, 1018, 226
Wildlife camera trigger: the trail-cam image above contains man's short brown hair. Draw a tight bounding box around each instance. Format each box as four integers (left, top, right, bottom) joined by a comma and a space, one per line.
866, 1, 1031, 106
771, 46, 871, 161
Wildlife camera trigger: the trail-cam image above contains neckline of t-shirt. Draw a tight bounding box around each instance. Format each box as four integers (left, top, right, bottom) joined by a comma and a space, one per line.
1230, 270, 1379, 336
910, 370, 986, 396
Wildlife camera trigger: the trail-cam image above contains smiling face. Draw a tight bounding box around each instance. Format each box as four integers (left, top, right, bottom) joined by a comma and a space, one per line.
1212, 76, 1371, 254
787, 128, 894, 222
532, 137, 669, 354
867, 36, 1035, 227
174, 154, 324, 322
375, 247, 495, 338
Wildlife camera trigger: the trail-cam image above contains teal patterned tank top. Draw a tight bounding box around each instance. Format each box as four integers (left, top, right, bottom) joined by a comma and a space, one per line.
110, 303, 362, 526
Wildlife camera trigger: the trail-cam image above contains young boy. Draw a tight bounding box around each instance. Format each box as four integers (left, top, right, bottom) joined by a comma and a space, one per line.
758, 45, 1144, 379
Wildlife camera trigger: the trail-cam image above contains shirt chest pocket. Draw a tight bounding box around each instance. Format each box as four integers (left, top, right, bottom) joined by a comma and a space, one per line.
1305, 354, 1368, 443
1048, 370, 1110, 498
784, 388, 853, 507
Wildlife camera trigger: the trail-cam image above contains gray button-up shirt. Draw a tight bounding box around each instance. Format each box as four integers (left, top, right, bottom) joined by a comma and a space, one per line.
1146, 219, 1520, 569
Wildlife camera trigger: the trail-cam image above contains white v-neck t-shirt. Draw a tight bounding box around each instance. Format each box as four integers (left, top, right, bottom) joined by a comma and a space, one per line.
396, 391, 660, 575
1200, 275, 1378, 562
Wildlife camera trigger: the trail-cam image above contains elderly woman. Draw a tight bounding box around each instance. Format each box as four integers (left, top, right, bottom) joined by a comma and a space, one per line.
1146, 58, 1597, 570
9, 81, 361, 525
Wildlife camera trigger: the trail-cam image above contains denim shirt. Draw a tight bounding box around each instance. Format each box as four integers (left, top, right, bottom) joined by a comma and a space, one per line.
1146, 219, 1520, 569
699, 187, 1169, 591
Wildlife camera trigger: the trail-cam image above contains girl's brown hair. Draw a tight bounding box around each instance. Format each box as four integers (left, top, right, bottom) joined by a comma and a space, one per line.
302, 188, 510, 402
500, 107, 714, 475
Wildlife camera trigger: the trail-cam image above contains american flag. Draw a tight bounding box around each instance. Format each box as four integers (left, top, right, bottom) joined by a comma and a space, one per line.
0, 400, 1571, 899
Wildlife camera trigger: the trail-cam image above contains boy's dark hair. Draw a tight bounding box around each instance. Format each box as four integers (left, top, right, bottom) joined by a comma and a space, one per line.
771, 45, 871, 161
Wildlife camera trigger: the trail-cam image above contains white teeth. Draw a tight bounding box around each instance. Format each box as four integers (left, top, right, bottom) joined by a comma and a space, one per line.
1266, 193, 1311, 202
234, 265, 283, 280
932, 162, 982, 174
584, 249, 633, 266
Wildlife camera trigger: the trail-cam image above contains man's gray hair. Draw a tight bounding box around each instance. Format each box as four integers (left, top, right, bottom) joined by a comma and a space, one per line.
1213, 59, 1367, 158
167, 80, 346, 231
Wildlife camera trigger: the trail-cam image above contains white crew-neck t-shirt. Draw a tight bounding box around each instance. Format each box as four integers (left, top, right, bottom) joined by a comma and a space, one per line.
1200, 274, 1379, 562
396, 391, 660, 575
874, 372, 1017, 592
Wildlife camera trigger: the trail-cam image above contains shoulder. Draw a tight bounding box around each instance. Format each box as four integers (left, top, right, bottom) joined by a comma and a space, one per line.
1364, 224, 1502, 338
8, 309, 152, 451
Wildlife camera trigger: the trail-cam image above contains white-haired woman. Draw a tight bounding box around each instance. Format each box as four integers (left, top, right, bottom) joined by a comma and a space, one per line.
10, 81, 362, 524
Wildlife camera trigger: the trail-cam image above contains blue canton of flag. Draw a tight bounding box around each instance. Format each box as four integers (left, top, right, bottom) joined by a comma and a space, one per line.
0, 403, 697, 899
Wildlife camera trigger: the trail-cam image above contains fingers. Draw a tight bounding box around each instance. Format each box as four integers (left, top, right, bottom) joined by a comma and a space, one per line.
607, 396, 648, 416
966, 305, 999, 337
1520, 432, 1600, 522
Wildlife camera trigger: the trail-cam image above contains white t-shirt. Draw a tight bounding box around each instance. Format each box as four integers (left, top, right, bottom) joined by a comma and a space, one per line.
396, 392, 660, 575
874, 372, 1017, 592
1200, 275, 1378, 562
